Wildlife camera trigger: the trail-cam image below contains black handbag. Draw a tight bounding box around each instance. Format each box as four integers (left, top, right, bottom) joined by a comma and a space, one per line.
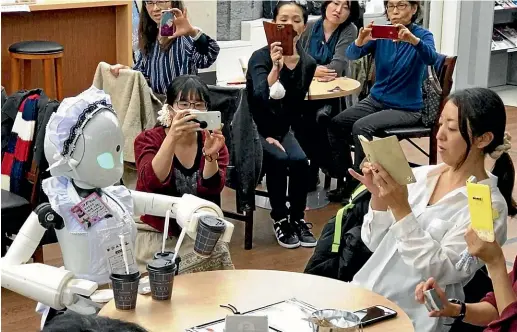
421, 65, 442, 127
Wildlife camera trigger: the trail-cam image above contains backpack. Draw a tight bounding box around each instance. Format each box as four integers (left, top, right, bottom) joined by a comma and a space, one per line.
304, 185, 373, 281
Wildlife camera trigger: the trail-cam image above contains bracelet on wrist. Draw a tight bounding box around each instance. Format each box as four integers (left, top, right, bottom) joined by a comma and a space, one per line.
202, 148, 219, 162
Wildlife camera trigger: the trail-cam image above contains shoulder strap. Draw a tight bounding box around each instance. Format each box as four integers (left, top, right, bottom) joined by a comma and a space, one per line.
331, 184, 367, 253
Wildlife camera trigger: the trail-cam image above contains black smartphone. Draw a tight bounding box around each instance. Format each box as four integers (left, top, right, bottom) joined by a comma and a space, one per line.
353, 305, 397, 327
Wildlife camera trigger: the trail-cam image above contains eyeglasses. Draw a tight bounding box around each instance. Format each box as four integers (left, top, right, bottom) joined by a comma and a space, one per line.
175, 101, 208, 110
386, 2, 409, 11
145, 1, 171, 9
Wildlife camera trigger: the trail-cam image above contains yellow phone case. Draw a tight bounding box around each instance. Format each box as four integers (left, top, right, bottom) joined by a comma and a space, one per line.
466, 179, 495, 242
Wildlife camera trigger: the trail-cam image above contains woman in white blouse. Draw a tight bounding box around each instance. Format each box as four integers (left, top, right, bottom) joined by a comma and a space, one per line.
349, 87, 517, 332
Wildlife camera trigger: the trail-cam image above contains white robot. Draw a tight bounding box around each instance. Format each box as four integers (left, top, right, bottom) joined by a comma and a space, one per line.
1, 87, 233, 316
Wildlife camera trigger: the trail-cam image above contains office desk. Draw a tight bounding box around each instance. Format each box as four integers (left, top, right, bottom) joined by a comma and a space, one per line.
1, 0, 132, 98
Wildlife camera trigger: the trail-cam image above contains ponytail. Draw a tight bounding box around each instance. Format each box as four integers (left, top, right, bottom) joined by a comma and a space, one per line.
492, 152, 517, 217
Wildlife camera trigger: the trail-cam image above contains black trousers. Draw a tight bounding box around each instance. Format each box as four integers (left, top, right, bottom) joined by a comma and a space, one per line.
327, 95, 422, 178
293, 99, 338, 182
260, 131, 309, 221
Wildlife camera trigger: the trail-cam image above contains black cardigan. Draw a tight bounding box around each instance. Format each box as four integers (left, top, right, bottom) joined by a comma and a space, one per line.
246, 44, 317, 139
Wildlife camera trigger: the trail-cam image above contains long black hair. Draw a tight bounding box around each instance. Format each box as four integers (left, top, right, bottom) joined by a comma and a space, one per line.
139, 1, 184, 55
166, 75, 211, 109
321, 0, 361, 30
42, 312, 147, 332
447, 87, 517, 216
273, 0, 309, 24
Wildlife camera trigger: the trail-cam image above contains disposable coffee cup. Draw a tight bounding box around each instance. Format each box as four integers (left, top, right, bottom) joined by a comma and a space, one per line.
110, 270, 140, 310
194, 215, 226, 257
147, 258, 177, 301
153, 251, 181, 276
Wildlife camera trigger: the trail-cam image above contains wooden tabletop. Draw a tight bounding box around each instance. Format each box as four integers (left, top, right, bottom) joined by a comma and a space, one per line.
99, 270, 414, 332
307, 77, 361, 100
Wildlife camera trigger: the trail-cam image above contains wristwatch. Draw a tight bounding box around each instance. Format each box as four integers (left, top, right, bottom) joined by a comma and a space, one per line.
202, 148, 218, 162
448, 299, 466, 323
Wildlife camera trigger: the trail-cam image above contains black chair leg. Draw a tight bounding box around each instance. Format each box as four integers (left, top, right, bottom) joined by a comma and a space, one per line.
324, 175, 331, 190
244, 211, 253, 250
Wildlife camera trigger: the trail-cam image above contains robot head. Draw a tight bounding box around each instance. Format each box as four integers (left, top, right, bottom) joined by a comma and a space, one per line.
44, 87, 124, 188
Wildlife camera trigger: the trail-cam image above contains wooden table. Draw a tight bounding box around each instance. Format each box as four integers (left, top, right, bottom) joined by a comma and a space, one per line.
1, 0, 132, 98
307, 77, 361, 100
99, 270, 414, 332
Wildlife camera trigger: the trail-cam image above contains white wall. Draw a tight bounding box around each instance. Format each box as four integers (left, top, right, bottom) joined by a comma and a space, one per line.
185, 1, 218, 73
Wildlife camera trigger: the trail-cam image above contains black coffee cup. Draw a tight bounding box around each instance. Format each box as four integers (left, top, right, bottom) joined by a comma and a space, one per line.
153, 251, 181, 276
110, 270, 140, 310
194, 215, 226, 257
147, 258, 177, 301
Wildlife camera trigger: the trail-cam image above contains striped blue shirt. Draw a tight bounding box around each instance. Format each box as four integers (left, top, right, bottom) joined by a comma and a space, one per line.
134, 34, 220, 95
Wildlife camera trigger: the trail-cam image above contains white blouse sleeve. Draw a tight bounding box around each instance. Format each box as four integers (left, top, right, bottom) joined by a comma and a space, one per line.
361, 203, 396, 252
388, 201, 507, 286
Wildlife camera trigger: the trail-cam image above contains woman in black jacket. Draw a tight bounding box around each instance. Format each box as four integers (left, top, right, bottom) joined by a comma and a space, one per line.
247, 0, 317, 249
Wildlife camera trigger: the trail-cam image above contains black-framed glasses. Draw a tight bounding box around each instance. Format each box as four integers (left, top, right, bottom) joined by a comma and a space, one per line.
386, 2, 409, 11
144, 1, 170, 9
175, 101, 207, 110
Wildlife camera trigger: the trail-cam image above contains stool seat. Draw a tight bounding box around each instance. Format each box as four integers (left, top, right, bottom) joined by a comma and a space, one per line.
9, 41, 64, 55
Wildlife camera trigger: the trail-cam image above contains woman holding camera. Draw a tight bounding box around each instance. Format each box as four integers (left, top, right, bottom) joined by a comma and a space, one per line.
327, 0, 437, 201
111, 1, 220, 96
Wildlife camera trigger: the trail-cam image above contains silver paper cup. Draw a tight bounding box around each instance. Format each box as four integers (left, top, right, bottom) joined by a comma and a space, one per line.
309, 309, 363, 332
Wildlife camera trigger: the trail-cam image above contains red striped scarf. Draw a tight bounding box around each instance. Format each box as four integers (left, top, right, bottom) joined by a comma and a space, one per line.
1, 94, 39, 194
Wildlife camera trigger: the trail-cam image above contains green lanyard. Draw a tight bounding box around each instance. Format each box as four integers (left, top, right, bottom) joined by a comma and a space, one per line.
331, 185, 366, 253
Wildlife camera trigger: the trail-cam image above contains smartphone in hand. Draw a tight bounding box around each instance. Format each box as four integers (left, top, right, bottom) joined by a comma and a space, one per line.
160, 10, 175, 37
263, 21, 295, 56
371, 25, 399, 40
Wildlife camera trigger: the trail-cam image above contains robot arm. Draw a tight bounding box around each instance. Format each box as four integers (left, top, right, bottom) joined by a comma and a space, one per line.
1, 204, 98, 311
130, 190, 234, 242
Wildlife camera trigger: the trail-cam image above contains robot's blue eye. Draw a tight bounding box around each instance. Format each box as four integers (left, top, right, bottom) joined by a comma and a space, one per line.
120, 151, 124, 164
97, 153, 115, 169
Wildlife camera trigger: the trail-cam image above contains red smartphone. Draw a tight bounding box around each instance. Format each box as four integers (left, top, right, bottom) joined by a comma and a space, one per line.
263, 21, 295, 56
371, 25, 399, 40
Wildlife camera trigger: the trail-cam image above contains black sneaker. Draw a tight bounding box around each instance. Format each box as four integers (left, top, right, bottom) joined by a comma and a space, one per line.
272, 218, 300, 249
292, 219, 317, 247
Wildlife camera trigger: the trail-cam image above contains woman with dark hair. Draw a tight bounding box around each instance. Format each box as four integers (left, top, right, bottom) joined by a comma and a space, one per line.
247, 1, 317, 249
134, 75, 228, 234
43, 313, 147, 332
327, 0, 437, 202
110, 1, 220, 96
349, 88, 514, 332
296, 0, 359, 190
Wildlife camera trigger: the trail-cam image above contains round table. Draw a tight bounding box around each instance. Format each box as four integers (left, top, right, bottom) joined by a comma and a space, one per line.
99, 270, 414, 332
306, 76, 361, 100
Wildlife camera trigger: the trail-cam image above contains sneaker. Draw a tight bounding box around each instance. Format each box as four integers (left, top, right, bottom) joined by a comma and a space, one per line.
272, 218, 300, 249
292, 219, 317, 247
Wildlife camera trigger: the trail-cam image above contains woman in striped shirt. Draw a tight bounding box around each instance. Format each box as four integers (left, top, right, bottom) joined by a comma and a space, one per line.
111, 1, 220, 95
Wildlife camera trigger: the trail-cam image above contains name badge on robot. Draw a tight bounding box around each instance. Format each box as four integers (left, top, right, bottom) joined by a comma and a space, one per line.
70, 192, 111, 230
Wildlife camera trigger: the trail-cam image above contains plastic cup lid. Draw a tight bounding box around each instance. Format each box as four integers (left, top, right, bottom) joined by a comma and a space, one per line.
154, 251, 175, 260
111, 270, 141, 281
147, 258, 177, 272
198, 216, 226, 233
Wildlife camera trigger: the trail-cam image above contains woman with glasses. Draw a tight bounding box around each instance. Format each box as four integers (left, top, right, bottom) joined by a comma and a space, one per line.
326, 0, 437, 202
133, 75, 232, 271
296, 0, 360, 191
110, 1, 220, 96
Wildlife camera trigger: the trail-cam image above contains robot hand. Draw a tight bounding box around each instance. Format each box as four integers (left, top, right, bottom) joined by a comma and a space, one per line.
130, 191, 234, 243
